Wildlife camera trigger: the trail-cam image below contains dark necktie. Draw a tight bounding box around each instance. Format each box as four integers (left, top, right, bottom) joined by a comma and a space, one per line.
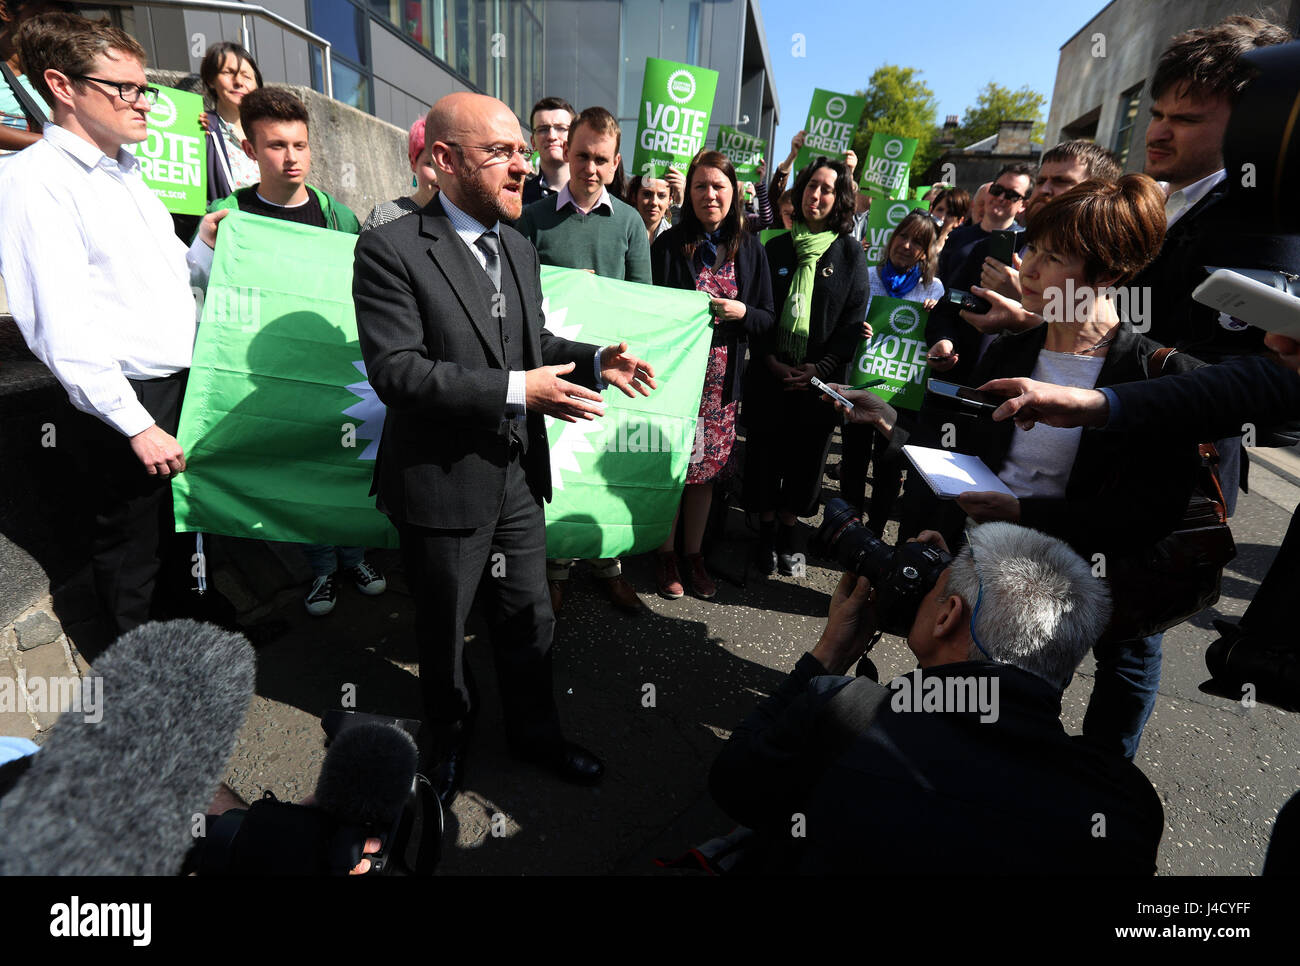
475, 231, 501, 291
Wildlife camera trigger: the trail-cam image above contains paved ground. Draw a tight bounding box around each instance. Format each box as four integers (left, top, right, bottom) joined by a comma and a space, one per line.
205, 438, 1300, 876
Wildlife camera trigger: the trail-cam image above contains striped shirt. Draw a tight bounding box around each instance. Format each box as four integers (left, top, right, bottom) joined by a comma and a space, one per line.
0, 124, 213, 436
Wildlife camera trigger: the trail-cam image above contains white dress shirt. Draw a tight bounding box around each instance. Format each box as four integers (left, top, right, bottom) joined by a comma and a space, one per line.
1162, 168, 1226, 229
439, 193, 605, 416
0, 124, 214, 436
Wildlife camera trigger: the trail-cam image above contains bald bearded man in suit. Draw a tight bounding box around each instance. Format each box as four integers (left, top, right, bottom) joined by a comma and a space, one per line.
353, 92, 656, 803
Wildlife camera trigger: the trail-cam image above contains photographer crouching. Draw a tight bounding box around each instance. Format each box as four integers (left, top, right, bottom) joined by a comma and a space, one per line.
708, 492, 1165, 875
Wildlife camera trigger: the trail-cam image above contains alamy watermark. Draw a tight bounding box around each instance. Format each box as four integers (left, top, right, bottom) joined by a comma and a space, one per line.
0, 674, 103, 723
890, 669, 1000, 723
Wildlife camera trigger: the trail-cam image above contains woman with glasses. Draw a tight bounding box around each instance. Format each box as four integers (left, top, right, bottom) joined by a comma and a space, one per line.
361, 117, 439, 231
649, 150, 775, 598
198, 41, 262, 201
745, 156, 868, 577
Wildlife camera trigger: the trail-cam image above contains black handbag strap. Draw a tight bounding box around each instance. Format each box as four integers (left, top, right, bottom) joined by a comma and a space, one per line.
0, 61, 46, 132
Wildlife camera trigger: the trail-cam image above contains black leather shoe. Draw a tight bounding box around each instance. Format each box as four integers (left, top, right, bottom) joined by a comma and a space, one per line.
512, 740, 604, 785
426, 721, 472, 807
776, 523, 800, 576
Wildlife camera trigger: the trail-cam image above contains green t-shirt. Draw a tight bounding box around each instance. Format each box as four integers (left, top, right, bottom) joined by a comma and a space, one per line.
0, 70, 43, 129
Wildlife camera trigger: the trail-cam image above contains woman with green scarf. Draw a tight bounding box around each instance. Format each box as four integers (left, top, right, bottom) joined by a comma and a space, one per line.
744, 157, 869, 576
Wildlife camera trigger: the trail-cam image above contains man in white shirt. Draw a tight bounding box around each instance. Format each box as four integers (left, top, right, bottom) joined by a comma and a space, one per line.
0, 12, 227, 635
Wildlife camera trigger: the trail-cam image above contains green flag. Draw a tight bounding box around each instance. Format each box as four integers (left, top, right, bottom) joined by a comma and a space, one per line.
538, 266, 712, 558
631, 58, 720, 180
863, 197, 930, 266
859, 132, 918, 199
848, 297, 931, 411
173, 215, 713, 559
715, 125, 766, 181
124, 84, 207, 215
792, 88, 865, 176
173, 214, 398, 548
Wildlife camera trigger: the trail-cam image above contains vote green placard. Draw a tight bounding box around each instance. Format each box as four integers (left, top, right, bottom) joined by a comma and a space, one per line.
863, 197, 930, 266
632, 58, 720, 179
859, 132, 918, 199
848, 296, 931, 411
792, 88, 865, 176
715, 125, 766, 181
124, 84, 206, 215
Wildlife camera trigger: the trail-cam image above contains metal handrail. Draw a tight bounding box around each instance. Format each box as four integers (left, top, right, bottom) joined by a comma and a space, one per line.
91, 0, 333, 98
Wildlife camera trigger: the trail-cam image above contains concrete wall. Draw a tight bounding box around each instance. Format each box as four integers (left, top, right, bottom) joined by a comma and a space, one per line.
1045, 0, 1300, 170
149, 69, 410, 221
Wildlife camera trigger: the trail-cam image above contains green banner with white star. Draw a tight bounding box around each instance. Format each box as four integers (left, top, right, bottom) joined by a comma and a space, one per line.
173, 215, 713, 558
538, 265, 712, 559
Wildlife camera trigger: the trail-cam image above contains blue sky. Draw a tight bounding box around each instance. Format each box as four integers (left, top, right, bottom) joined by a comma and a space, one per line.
757, 0, 1111, 158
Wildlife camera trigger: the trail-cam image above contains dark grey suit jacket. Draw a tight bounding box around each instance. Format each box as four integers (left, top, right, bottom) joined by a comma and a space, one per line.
353, 194, 601, 529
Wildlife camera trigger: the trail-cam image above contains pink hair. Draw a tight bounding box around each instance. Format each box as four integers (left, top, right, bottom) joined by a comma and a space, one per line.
407, 117, 426, 168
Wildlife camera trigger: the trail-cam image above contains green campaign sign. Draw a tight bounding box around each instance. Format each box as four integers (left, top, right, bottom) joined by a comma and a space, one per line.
793, 88, 865, 176
849, 296, 931, 411
632, 57, 719, 180
863, 197, 930, 266
860, 132, 918, 199
715, 125, 766, 181
125, 84, 206, 215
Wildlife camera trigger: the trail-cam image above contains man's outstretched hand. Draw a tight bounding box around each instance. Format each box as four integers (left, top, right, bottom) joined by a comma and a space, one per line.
599, 342, 658, 398
978, 377, 1110, 430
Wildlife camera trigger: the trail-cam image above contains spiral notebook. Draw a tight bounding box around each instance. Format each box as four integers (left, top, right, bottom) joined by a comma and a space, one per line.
902, 445, 1015, 499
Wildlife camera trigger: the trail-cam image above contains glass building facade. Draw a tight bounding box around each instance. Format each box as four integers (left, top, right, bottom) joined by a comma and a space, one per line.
307, 0, 544, 121
119, 0, 775, 148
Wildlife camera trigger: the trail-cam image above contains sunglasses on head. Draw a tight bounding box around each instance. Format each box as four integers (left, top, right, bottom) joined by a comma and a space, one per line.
988, 183, 1028, 202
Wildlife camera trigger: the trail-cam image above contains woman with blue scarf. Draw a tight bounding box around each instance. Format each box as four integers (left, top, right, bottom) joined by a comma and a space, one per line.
840, 211, 944, 531
744, 157, 868, 577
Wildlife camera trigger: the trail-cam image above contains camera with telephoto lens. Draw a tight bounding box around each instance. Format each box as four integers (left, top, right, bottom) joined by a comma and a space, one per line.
813, 498, 953, 637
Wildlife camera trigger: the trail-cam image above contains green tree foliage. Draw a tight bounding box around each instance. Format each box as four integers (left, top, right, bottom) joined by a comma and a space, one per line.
851, 64, 942, 183
955, 81, 1047, 146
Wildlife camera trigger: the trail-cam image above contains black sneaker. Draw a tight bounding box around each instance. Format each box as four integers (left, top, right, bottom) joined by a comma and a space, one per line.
304, 574, 337, 616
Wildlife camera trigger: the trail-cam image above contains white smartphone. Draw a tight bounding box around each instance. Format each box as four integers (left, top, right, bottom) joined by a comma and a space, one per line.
810, 376, 854, 411
1192, 268, 1300, 339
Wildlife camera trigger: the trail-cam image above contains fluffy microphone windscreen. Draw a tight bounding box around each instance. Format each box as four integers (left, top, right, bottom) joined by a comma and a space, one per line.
313, 723, 418, 828
0, 620, 255, 875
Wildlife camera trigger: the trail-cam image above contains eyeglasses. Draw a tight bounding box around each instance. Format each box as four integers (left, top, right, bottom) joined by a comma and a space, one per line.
534, 124, 570, 136
445, 142, 531, 167
74, 75, 160, 106
987, 183, 1028, 202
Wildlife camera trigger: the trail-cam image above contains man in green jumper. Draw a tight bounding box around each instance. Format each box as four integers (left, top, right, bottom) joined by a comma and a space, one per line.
516, 105, 651, 614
